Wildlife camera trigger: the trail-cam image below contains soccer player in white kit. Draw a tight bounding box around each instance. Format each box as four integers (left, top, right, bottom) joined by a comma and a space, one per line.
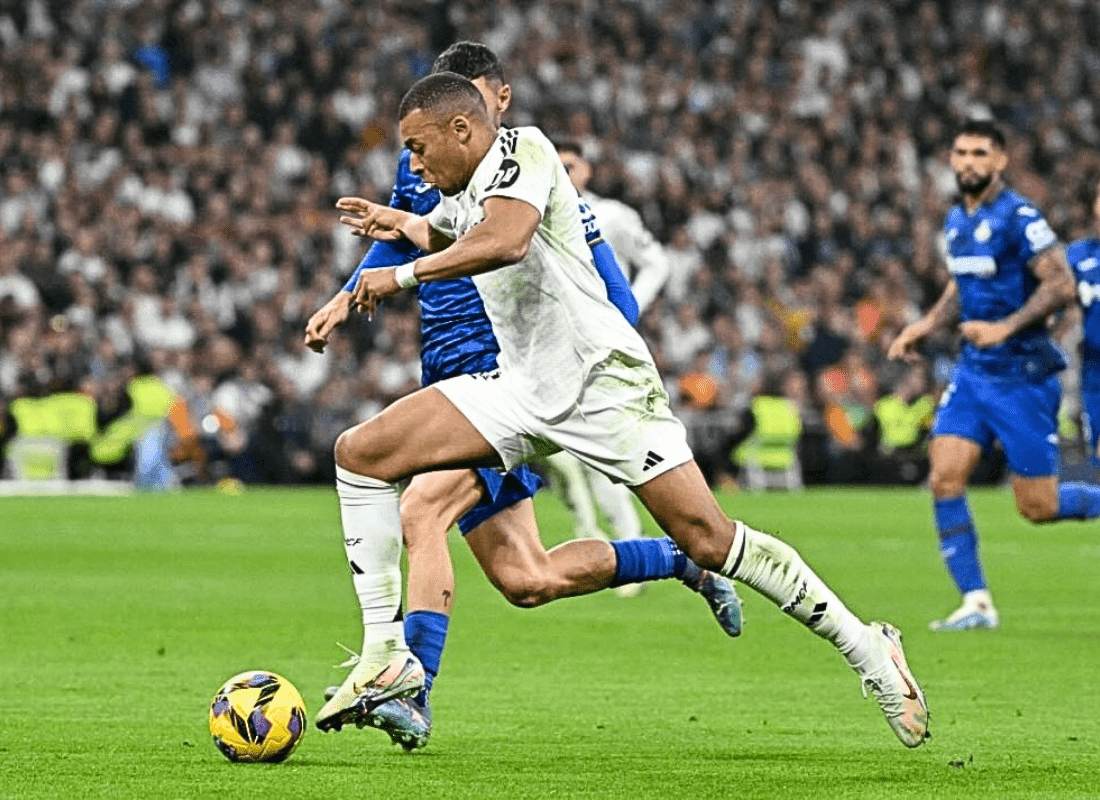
317, 72, 930, 749
538, 139, 673, 575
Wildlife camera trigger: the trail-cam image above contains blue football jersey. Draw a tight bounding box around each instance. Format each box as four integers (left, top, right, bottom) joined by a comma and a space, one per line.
1067, 237, 1100, 388
344, 150, 499, 385
943, 187, 1066, 378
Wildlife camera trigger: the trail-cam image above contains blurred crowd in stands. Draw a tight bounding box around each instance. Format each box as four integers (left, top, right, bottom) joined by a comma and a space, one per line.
2, 0, 1100, 488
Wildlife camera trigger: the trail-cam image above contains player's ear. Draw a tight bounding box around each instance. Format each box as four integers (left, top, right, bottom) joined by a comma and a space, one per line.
993, 147, 1008, 172
450, 113, 472, 142
497, 83, 512, 115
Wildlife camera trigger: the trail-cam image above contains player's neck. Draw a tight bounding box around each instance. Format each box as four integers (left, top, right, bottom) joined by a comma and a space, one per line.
459, 126, 501, 189
961, 176, 1003, 214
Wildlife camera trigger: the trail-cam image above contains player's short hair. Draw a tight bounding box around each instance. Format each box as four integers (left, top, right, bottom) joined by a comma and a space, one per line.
398, 72, 489, 122
432, 41, 506, 85
956, 118, 1006, 149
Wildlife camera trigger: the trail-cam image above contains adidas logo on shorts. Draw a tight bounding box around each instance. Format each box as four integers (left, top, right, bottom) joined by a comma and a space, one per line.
642, 451, 665, 471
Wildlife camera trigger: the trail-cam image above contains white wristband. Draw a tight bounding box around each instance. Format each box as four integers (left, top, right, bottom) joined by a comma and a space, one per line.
394, 261, 420, 289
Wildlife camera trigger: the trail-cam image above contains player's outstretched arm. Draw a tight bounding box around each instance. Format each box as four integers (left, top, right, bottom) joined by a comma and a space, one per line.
348, 196, 542, 315
888, 279, 959, 362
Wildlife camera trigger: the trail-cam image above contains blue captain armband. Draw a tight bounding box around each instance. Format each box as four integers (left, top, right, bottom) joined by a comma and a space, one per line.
591, 239, 639, 326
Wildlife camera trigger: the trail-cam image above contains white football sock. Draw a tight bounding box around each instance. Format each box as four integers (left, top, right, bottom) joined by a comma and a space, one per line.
335, 465, 407, 655
723, 521, 872, 667
546, 452, 607, 540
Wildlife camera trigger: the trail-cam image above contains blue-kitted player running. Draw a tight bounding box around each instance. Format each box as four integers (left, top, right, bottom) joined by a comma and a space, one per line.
889, 118, 1100, 631
304, 42, 741, 749
1067, 178, 1100, 473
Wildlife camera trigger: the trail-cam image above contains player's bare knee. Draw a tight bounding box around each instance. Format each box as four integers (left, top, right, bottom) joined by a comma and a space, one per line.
675, 515, 735, 570
494, 570, 556, 608
334, 428, 373, 473
928, 470, 966, 499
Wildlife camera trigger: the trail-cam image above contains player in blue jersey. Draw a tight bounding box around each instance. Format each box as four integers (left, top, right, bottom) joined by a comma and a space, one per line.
1067, 179, 1100, 473
889, 119, 1100, 631
304, 43, 740, 749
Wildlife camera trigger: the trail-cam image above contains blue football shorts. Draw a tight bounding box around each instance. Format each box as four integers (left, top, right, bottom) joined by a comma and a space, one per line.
456, 465, 544, 535
932, 363, 1061, 478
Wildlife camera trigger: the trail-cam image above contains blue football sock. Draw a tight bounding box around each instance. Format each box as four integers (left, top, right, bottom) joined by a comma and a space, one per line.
404, 610, 448, 704
934, 496, 987, 594
610, 537, 682, 586
1057, 482, 1100, 520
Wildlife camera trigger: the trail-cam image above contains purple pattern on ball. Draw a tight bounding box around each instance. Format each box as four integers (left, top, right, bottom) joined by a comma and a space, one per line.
249, 708, 272, 738
287, 711, 303, 737
211, 696, 230, 717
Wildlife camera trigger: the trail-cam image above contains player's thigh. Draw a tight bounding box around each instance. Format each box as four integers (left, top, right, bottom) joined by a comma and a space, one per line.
335, 386, 500, 481
463, 499, 550, 593
400, 470, 485, 543
984, 375, 1060, 479
927, 435, 983, 497
631, 460, 735, 569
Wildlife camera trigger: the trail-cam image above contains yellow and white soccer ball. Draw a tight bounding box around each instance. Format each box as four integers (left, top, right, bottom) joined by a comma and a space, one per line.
209, 670, 306, 763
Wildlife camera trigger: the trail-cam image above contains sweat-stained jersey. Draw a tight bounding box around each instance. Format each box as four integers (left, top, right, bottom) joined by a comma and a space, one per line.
426, 126, 655, 418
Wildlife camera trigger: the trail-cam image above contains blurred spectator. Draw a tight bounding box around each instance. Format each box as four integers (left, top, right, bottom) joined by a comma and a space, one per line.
4, 0, 1100, 488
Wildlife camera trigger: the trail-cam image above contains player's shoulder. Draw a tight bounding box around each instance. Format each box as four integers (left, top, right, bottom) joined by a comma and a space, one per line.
505, 125, 557, 161
395, 149, 418, 186
1067, 237, 1100, 269
996, 187, 1045, 220
589, 192, 639, 221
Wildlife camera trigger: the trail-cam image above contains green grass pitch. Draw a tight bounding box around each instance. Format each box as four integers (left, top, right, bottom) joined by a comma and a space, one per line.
1, 486, 1097, 799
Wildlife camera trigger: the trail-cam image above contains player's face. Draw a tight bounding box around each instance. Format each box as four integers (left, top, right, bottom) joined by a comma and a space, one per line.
401, 109, 470, 195
950, 133, 1007, 197
557, 150, 591, 192
470, 77, 510, 128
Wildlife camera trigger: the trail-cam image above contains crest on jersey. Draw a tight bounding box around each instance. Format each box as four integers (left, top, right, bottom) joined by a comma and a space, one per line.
974, 220, 992, 243
486, 158, 521, 192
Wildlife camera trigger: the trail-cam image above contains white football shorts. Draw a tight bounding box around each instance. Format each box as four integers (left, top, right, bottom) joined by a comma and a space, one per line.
434, 351, 693, 486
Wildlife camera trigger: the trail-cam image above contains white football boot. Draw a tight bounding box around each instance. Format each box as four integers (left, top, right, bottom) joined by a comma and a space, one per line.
315, 642, 425, 733
929, 590, 999, 631
854, 622, 930, 748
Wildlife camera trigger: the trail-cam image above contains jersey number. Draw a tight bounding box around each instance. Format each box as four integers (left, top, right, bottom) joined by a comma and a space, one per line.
486, 159, 521, 192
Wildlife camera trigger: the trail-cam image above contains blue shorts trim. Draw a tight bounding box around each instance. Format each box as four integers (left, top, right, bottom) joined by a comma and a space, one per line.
456, 465, 543, 535
933, 364, 1061, 478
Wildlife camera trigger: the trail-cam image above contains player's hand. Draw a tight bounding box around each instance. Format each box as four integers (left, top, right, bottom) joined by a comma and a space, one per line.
887, 322, 928, 362
959, 319, 1013, 349
349, 267, 402, 318
304, 292, 353, 353
336, 197, 409, 241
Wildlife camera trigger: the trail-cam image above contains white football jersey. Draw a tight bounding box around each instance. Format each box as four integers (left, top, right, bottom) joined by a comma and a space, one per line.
583, 192, 670, 313
427, 126, 656, 417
